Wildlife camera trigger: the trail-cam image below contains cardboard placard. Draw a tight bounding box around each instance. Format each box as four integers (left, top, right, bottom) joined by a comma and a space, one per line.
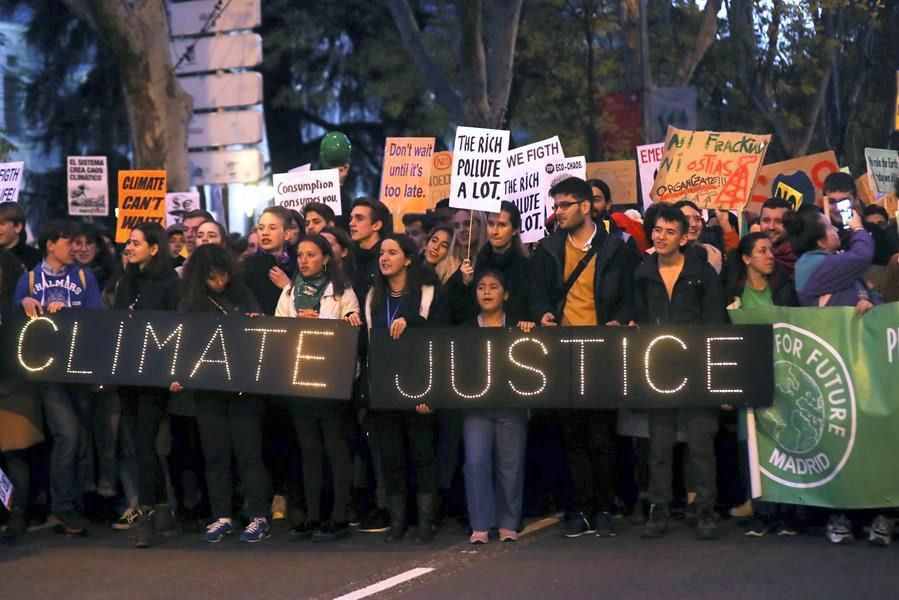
0, 161, 24, 204
273, 169, 342, 216
503, 137, 564, 243
379, 137, 435, 232
651, 127, 771, 210
67, 156, 108, 216
427, 151, 452, 210
115, 170, 167, 243
586, 160, 638, 206
748, 151, 839, 213
450, 126, 510, 213
540, 156, 587, 216
864, 148, 899, 195
636, 143, 664, 210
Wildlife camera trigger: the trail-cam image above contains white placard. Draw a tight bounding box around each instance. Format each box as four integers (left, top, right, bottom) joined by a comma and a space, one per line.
169, 0, 261, 36
273, 169, 342, 216
188, 110, 264, 148
503, 136, 564, 243
171, 33, 262, 75
636, 143, 664, 211
165, 192, 201, 228
0, 161, 24, 204
449, 126, 509, 213
288, 163, 312, 173
66, 156, 108, 216
540, 156, 587, 215
178, 72, 263, 110
0, 465, 13, 510
189, 148, 264, 185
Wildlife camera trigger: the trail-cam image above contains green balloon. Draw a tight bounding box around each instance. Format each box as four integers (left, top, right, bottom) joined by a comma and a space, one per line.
319, 131, 352, 167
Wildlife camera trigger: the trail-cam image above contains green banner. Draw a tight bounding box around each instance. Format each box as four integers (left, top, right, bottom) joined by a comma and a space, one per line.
731, 305, 899, 509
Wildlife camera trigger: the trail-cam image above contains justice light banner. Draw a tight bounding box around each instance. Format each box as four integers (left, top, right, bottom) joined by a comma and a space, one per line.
369, 325, 773, 409
5, 310, 358, 400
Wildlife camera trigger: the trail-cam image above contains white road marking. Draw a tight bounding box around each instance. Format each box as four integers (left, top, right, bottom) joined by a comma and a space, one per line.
334, 567, 436, 600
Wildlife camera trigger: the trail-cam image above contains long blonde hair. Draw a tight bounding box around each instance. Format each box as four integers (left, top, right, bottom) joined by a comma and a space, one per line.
435, 209, 487, 283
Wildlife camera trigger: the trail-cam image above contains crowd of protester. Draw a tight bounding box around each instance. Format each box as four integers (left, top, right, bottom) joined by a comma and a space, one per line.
1, 169, 898, 550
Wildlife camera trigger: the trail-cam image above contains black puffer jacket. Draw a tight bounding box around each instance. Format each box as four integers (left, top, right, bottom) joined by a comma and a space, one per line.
446, 244, 531, 324
113, 264, 179, 312
242, 248, 297, 315
634, 250, 726, 325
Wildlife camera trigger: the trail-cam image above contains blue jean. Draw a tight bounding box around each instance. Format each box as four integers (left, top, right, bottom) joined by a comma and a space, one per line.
41, 383, 92, 514
463, 409, 528, 532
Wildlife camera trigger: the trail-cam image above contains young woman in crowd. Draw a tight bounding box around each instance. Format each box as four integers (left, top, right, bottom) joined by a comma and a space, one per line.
435, 209, 487, 286
170, 244, 271, 544
365, 234, 447, 543
195, 220, 229, 249
786, 204, 889, 546
419, 226, 452, 276
464, 269, 534, 544
113, 222, 180, 548
74, 223, 118, 291
276, 234, 362, 542
725, 232, 799, 536
0, 248, 38, 540
320, 225, 356, 281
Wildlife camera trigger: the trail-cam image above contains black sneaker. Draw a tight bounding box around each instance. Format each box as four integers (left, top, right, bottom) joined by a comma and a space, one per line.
133, 507, 154, 548
744, 518, 772, 537
696, 508, 719, 540
868, 515, 893, 547
641, 504, 669, 538
594, 511, 617, 538
54, 510, 89, 536
3, 507, 27, 540
346, 503, 362, 528
153, 504, 177, 537
562, 512, 595, 538
288, 519, 321, 540
356, 508, 390, 533
312, 521, 350, 543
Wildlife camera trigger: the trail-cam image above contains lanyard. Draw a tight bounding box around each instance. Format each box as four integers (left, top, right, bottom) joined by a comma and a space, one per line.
386, 295, 404, 328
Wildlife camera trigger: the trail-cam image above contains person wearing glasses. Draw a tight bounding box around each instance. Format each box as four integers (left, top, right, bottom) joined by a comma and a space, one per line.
530, 176, 637, 539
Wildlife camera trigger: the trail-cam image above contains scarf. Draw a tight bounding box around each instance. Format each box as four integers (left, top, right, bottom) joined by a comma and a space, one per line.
257, 247, 292, 267
292, 273, 329, 311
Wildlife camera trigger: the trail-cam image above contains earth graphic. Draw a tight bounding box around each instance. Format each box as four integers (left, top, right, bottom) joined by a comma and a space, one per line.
759, 360, 825, 454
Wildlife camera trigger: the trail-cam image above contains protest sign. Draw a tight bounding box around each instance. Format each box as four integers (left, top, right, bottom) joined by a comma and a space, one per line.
7, 309, 358, 400
450, 126, 509, 213
636, 143, 664, 210
864, 148, 899, 195
369, 325, 773, 410
650, 127, 771, 210
895, 70, 899, 131
0, 465, 12, 510
115, 170, 166, 243
748, 151, 839, 214
586, 160, 638, 206
67, 156, 108, 216
539, 156, 586, 216
503, 136, 564, 243
379, 137, 435, 232
288, 163, 311, 173
165, 191, 201, 228
733, 305, 899, 509
273, 168, 342, 215
0, 161, 24, 204
427, 151, 452, 209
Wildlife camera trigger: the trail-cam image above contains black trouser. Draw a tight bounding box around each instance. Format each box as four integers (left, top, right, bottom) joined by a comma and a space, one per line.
558, 409, 618, 515
120, 390, 167, 508
649, 408, 718, 510
169, 414, 208, 513
291, 405, 352, 523
373, 411, 436, 496
195, 393, 270, 520
2, 449, 29, 511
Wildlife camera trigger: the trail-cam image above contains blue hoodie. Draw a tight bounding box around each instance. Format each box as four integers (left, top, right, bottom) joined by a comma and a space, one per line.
13, 261, 101, 309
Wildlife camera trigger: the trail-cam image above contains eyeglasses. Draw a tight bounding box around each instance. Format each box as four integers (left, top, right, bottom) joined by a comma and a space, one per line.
552, 201, 582, 212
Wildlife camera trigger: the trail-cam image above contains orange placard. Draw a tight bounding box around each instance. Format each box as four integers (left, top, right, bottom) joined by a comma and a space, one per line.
379, 137, 434, 232
116, 170, 167, 243
427, 151, 453, 210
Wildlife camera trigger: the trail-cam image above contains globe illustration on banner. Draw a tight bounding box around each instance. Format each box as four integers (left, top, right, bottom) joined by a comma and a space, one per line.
759, 361, 825, 454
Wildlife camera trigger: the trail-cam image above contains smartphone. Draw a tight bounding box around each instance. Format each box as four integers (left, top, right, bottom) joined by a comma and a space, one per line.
836, 199, 853, 229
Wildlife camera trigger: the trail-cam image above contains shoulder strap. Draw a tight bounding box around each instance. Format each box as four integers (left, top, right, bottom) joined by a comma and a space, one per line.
78, 268, 86, 288
28, 270, 34, 296
561, 246, 598, 299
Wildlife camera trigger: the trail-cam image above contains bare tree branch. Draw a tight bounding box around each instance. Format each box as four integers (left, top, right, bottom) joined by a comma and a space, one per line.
485, 0, 523, 126
673, 0, 720, 86
384, 0, 464, 122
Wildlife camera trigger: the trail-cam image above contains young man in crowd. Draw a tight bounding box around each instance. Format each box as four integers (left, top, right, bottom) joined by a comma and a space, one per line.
758, 198, 796, 277
13, 219, 102, 535
302, 202, 336, 235
530, 176, 636, 538
401, 213, 431, 251
632, 205, 726, 541
349, 197, 391, 302
243, 206, 296, 315
824, 172, 896, 264
166, 224, 187, 267
0, 202, 41, 270
181, 209, 214, 256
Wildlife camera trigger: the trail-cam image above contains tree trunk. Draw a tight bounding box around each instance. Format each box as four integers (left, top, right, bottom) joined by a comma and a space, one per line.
61, 0, 193, 191
672, 0, 720, 87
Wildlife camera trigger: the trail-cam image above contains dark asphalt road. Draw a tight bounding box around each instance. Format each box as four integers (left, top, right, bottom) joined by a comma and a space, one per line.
2, 516, 896, 599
